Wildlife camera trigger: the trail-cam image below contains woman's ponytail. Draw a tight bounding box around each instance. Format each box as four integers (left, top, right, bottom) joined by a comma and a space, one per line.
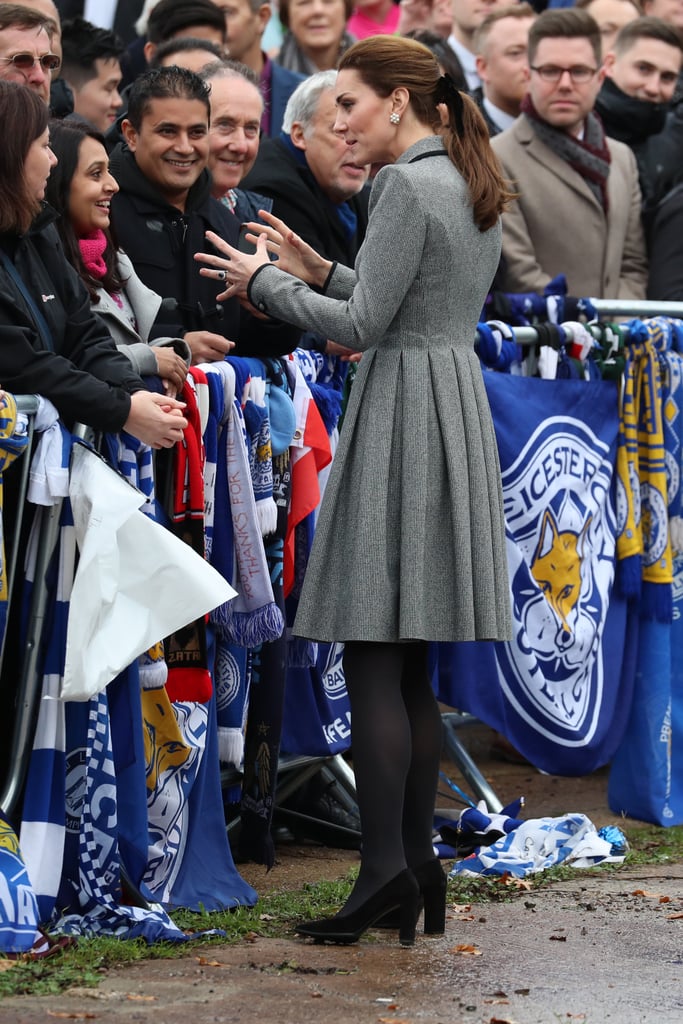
435, 76, 515, 232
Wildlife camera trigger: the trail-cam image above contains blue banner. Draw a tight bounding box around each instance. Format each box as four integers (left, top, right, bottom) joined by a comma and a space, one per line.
437, 374, 636, 775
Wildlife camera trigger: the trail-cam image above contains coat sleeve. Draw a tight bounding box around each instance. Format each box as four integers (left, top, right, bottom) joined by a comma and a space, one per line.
0, 247, 144, 431
248, 167, 427, 351
616, 147, 648, 300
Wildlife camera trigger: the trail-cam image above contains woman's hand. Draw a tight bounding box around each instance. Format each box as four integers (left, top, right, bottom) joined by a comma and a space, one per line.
194, 229, 270, 302
154, 347, 189, 394
124, 391, 187, 449
243, 210, 332, 288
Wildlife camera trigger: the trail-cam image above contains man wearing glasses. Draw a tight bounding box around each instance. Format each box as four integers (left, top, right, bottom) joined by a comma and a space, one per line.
0, 4, 61, 103
491, 7, 647, 300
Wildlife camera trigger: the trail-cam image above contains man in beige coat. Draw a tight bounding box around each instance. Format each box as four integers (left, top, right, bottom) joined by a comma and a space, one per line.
491, 7, 647, 299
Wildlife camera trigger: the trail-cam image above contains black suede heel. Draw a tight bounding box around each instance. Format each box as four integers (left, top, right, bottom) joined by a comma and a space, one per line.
376, 857, 447, 934
295, 868, 420, 946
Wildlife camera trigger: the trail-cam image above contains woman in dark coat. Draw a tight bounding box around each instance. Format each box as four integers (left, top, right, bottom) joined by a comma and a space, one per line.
0, 80, 186, 447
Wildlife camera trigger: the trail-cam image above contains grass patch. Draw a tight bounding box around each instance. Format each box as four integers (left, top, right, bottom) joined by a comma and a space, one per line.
1, 827, 681, 998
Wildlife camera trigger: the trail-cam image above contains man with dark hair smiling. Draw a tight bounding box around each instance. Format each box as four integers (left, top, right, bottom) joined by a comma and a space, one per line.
109, 65, 298, 362
491, 7, 647, 299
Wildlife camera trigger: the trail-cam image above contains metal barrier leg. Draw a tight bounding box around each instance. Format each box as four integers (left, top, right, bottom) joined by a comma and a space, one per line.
441, 712, 503, 813
0, 500, 64, 823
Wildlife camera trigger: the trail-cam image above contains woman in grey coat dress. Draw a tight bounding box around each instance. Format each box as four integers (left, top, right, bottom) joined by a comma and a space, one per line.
196, 35, 513, 946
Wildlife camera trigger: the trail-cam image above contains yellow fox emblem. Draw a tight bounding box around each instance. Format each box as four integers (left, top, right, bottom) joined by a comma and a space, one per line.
530, 508, 592, 639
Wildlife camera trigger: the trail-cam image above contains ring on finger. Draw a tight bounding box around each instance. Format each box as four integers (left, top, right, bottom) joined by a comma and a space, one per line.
216, 269, 226, 281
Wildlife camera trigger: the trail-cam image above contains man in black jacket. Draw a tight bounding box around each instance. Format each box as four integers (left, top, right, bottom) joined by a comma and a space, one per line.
595, 16, 683, 216
109, 65, 299, 363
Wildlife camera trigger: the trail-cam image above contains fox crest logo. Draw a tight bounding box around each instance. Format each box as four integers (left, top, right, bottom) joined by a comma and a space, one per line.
497, 416, 616, 742
530, 508, 593, 650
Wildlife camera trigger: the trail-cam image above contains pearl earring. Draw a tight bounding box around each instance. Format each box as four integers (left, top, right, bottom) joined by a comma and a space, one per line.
390, 111, 400, 125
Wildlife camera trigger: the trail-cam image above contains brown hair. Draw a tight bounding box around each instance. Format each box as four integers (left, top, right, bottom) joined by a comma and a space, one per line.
0, 80, 49, 233
279, 0, 353, 29
473, 3, 536, 57
613, 14, 683, 55
0, 3, 55, 36
337, 36, 512, 232
528, 8, 603, 66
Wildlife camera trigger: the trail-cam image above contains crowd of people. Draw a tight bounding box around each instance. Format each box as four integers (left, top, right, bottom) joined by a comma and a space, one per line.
1, 0, 682, 945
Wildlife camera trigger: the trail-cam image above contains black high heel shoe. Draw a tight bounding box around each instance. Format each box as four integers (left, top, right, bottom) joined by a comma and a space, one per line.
295, 868, 420, 946
376, 857, 447, 935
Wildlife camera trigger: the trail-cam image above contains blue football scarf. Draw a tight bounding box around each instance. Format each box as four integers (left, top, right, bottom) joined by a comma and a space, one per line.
436, 373, 634, 775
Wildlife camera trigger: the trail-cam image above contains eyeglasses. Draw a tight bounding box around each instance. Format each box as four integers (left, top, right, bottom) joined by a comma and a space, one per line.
530, 64, 598, 84
0, 52, 61, 74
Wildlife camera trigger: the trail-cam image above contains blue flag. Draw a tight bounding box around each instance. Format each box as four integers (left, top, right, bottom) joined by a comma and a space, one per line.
437, 374, 635, 775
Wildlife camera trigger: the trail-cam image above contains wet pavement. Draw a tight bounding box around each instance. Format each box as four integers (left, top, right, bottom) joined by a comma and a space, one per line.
1, 863, 681, 1024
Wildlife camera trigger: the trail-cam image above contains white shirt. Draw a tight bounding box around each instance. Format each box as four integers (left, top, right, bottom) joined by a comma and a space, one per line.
447, 35, 480, 93
84, 0, 118, 30
483, 98, 516, 134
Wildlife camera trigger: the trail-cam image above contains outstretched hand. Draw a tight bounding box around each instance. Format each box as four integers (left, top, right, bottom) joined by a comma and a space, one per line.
194, 229, 270, 302
242, 210, 332, 288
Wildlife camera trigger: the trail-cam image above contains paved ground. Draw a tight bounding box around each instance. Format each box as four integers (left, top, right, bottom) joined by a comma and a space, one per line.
1, 729, 680, 1024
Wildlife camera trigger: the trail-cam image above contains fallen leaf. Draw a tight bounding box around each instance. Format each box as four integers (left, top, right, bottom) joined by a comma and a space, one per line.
377, 1018, 411, 1024
659, 896, 671, 904
489, 1017, 518, 1024
667, 912, 683, 919
46, 1014, 97, 1020
311, 993, 323, 998
484, 999, 510, 1005
514, 989, 530, 996
195, 957, 227, 967
449, 944, 483, 956
549, 935, 567, 942
126, 994, 156, 1001
259, 913, 275, 921
0, 960, 17, 973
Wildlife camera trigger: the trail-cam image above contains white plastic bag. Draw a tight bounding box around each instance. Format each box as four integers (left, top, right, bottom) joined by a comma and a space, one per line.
61, 444, 235, 701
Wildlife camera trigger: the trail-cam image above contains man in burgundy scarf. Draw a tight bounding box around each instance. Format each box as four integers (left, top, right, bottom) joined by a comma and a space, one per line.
491, 7, 647, 300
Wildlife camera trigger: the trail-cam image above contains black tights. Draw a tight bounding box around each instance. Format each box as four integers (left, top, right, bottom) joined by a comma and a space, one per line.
341, 640, 443, 911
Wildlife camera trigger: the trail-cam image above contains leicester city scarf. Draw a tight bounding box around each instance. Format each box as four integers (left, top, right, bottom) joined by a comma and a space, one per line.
615, 320, 673, 620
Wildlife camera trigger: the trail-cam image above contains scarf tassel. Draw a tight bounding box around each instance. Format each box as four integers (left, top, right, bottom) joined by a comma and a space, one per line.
212, 600, 284, 649
616, 552, 642, 600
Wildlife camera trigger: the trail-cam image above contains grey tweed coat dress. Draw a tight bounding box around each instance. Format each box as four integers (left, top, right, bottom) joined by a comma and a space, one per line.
249, 135, 512, 644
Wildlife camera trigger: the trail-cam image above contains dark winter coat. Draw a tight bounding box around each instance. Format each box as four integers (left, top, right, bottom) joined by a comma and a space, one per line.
0, 206, 144, 431
108, 145, 300, 358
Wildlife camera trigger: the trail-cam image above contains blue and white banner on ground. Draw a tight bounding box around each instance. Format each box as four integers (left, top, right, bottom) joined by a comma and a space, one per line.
437, 374, 636, 775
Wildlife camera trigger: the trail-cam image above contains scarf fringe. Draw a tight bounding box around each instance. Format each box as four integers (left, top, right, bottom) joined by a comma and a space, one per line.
217, 727, 244, 769
617, 552, 642, 599
255, 497, 278, 538
287, 634, 318, 667
139, 660, 168, 691
213, 600, 284, 648
670, 515, 683, 555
